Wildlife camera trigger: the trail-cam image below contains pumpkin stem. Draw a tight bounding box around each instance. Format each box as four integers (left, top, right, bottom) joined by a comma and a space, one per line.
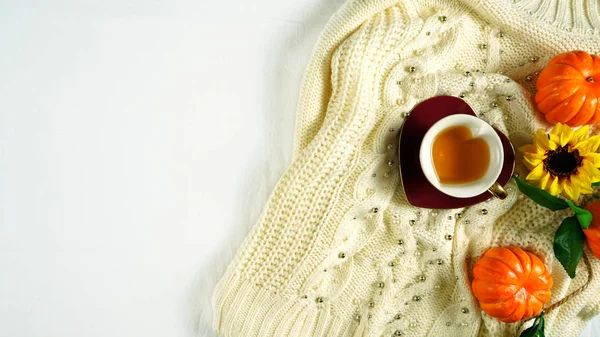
587, 76, 595, 83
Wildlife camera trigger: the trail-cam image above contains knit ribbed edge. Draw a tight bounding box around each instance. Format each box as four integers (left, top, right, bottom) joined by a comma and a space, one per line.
514, 0, 600, 35
213, 272, 353, 337
466, 0, 600, 37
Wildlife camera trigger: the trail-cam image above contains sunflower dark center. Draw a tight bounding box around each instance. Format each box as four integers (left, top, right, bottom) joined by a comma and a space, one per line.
543, 145, 583, 178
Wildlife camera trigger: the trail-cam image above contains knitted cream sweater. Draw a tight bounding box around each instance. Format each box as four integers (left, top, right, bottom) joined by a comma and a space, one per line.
213, 0, 600, 336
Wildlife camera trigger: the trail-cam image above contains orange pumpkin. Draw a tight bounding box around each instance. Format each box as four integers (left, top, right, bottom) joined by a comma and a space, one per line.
535, 50, 600, 126
472, 246, 553, 323
584, 200, 600, 259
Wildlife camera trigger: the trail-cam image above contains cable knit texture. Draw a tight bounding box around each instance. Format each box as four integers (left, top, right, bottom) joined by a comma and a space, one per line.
213, 0, 600, 336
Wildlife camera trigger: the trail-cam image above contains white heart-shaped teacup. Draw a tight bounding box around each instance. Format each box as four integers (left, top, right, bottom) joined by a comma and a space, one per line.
419, 114, 505, 199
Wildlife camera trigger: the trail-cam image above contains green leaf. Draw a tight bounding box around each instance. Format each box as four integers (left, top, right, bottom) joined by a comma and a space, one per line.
554, 216, 585, 279
514, 176, 569, 211
592, 181, 600, 187
565, 200, 593, 229
520, 312, 545, 337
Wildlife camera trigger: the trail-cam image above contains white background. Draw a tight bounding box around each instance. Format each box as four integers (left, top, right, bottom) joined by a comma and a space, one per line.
0, 0, 598, 336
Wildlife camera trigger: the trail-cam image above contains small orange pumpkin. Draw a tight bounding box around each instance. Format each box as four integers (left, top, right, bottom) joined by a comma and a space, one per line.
472, 246, 553, 323
535, 50, 600, 126
584, 200, 600, 259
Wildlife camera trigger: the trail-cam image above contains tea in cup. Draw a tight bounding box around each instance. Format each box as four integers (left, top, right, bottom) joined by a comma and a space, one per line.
419, 114, 507, 199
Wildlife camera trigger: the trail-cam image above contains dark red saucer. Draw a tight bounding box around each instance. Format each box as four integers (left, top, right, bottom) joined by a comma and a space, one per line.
398, 96, 515, 209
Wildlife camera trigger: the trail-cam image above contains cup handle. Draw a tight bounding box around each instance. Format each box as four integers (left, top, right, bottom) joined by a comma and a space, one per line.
488, 182, 508, 199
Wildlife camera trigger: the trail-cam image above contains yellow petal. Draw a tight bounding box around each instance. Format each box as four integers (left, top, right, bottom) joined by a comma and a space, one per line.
571, 125, 590, 145
552, 123, 574, 147
571, 173, 594, 195
522, 151, 546, 164
562, 179, 580, 201
585, 163, 600, 185
550, 123, 564, 136
561, 128, 574, 147
526, 164, 547, 181
523, 152, 546, 161
533, 129, 557, 151
581, 185, 594, 194
573, 135, 600, 155
547, 176, 562, 195
570, 173, 592, 187
523, 155, 544, 170
549, 123, 564, 145
539, 172, 551, 189
519, 144, 544, 156
585, 153, 600, 167
581, 160, 600, 181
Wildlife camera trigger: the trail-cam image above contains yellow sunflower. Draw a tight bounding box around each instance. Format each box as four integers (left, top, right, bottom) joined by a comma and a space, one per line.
519, 123, 600, 201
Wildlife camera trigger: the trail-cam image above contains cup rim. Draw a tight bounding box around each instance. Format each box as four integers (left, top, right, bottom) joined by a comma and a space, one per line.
418, 114, 504, 198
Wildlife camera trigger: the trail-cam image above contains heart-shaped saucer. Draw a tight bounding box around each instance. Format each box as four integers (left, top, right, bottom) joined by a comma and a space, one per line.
398, 96, 515, 209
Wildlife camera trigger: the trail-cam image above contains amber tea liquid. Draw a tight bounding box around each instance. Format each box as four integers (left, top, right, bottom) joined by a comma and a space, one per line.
432, 125, 490, 184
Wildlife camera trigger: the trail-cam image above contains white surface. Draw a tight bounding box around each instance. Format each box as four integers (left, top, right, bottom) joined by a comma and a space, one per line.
0, 1, 598, 336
